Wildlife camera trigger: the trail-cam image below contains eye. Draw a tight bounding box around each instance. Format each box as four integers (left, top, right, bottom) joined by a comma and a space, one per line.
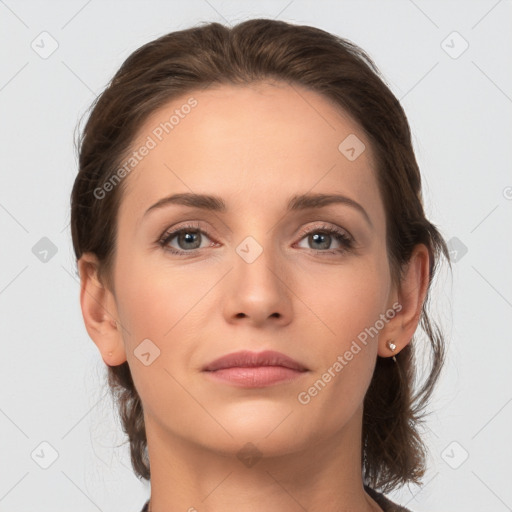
158, 222, 216, 255
157, 222, 354, 257
295, 224, 354, 255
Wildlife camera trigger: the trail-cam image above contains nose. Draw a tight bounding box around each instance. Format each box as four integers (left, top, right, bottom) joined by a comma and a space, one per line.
222, 239, 293, 328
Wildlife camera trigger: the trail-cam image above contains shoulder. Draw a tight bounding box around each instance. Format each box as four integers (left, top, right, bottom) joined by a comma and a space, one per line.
364, 485, 413, 512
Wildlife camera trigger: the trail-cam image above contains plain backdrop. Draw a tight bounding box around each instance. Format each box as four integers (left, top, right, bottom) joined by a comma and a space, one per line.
1, 1, 511, 511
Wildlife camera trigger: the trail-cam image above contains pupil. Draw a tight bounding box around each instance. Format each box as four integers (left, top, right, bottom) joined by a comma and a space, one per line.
312, 233, 330, 249
180, 231, 200, 249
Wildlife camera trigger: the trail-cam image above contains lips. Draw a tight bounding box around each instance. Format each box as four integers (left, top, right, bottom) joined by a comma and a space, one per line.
202, 350, 308, 372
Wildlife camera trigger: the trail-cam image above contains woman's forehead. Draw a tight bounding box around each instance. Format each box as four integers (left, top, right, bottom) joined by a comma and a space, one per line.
117, 82, 383, 232
134, 81, 367, 151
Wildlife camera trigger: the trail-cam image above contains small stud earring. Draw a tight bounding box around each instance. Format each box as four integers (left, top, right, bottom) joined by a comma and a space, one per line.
386, 340, 397, 363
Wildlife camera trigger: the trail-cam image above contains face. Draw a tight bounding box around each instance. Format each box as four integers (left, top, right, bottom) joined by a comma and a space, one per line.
109, 81, 396, 457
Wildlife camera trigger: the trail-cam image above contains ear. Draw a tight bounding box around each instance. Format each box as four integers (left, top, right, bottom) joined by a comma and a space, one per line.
378, 243, 431, 358
77, 252, 127, 366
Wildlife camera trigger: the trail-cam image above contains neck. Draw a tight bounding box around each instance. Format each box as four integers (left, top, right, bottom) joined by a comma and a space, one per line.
144, 405, 382, 512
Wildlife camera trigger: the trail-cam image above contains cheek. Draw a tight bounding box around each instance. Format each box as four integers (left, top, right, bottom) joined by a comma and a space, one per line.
112, 254, 205, 409
114, 258, 198, 343
293, 261, 389, 424
302, 259, 389, 345
298, 256, 389, 388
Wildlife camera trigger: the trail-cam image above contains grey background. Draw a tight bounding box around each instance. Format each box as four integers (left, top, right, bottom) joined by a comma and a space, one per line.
1, 0, 511, 511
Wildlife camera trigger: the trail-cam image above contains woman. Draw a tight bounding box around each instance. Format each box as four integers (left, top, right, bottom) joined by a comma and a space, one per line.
71, 18, 449, 512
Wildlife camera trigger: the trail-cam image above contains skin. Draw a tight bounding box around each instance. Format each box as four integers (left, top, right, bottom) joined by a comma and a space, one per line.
78, 81, 430, 512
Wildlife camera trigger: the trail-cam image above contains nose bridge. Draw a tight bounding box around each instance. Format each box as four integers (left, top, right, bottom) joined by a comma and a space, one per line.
233, 231, 282, 292
223, 225, 293, 324
229, 204, 276, 268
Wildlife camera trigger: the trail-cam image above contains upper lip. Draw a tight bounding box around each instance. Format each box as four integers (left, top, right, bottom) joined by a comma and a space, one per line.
202, 350, 309, 372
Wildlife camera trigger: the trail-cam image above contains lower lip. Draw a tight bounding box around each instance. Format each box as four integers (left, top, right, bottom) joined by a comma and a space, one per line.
203, 366, 308, 388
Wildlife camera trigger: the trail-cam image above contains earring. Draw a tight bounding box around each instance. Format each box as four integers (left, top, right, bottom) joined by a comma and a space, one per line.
386, 340, 397, 363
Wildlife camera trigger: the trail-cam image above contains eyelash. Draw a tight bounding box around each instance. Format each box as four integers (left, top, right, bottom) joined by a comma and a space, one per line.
157, 222, 354, 257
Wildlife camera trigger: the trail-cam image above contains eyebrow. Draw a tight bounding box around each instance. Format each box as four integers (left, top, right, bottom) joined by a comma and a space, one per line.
144, 192, 372, 227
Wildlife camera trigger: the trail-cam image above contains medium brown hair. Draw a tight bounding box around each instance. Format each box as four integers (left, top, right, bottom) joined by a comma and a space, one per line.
70, 18, 450, 493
